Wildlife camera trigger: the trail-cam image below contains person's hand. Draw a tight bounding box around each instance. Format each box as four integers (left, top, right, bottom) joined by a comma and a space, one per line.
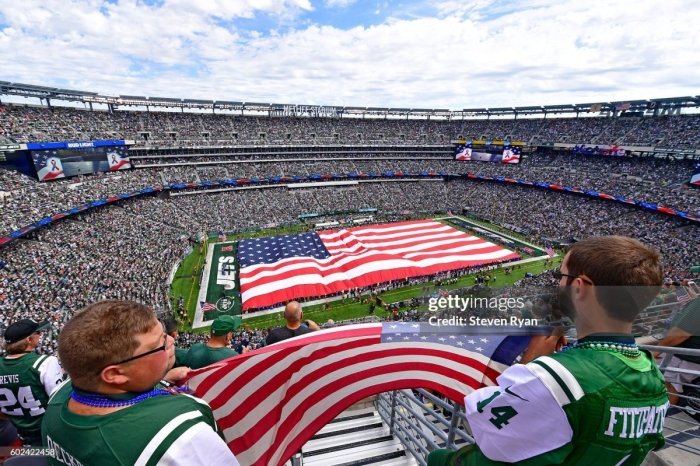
242, 345, 251, 354
164, 366, 191, 385
305, 319, 321, 331
521, 328, 567, 364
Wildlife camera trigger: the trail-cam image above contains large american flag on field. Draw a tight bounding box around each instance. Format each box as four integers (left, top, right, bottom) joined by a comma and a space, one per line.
185, 322, 531, 466
238, 220, 520, 310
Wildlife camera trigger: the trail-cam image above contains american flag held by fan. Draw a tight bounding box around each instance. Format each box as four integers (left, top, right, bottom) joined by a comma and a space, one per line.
185, 322, 531, 466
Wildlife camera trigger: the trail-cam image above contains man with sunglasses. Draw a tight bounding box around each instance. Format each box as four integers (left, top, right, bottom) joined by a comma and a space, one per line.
0, 319, 64, 446
41, 300, 239, 465
428, 236, 669, 466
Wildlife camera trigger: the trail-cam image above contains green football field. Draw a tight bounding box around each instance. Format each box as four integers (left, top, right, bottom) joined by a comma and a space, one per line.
170, 215, 560, 332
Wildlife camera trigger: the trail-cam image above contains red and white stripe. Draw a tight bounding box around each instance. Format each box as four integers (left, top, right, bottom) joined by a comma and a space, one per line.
109, 158, 131, 170
239, 220, 519, 309
186, 324, 507, 466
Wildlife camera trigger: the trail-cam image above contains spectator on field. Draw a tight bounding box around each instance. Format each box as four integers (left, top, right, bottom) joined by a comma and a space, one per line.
265, 301, 320, 345
184, 315, 242, 370
41, 300, 239, 465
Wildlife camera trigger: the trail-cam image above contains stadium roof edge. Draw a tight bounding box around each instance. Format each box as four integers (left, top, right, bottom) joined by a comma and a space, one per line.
2, 81, 700, 117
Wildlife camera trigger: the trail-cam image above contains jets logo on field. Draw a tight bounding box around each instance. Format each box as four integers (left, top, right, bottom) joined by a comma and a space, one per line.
216, 256, 236, 290
217, 296, 235, 312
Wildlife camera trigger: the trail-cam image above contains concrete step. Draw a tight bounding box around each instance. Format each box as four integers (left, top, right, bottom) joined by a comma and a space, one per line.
302, 406, 414, 466
303, 436, 410, 466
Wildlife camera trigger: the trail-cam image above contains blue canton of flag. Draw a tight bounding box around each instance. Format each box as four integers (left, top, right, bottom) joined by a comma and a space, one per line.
238, 232, 331, 268
379, 322, 530, 366
36, 154, 47, 168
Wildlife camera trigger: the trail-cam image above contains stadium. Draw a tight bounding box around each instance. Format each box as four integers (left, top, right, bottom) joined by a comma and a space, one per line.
1, 1, 700, 464
0, 82, 699, 465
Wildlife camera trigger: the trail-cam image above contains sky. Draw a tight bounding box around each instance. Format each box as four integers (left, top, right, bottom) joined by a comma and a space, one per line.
0, 0, 698, 110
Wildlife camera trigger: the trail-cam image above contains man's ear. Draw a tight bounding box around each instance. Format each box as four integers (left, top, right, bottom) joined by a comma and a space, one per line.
573, 277, 593, 301
101, 365, 129, 386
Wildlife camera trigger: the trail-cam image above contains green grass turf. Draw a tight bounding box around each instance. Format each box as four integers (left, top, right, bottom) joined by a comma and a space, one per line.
170, 243, 205, 318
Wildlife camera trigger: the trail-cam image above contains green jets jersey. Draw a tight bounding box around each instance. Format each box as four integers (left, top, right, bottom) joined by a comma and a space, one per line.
0, 353, 63, 442
174, 347, 189, 368
184, 343, 238, 370
42, 381, 240, 466
429, 338, 668, 466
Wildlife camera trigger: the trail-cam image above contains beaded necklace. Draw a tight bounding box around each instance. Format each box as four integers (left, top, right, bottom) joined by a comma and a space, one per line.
560, 340, 641, 358
71, 383, 190, 408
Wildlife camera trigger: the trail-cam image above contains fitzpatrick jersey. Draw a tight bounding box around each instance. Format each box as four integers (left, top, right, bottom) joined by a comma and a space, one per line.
42, 382, 240, 466
461, 348, 668, 466
0, 353, 64, 437
184, 343, 238, 370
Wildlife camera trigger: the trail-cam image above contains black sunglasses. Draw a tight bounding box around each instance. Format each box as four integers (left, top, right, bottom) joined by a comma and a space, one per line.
552, 270, 594, 285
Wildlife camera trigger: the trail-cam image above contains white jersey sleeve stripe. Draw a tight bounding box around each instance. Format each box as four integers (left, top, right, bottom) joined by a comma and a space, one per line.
37, 356, 65, 396
32, 355, 47, 369
537, 356, 585, 401
182, 393, 213, 408
158, 422, 240, 466
48, 378, 72, 402
527, 363, 571, 407
134, 410, 203, 466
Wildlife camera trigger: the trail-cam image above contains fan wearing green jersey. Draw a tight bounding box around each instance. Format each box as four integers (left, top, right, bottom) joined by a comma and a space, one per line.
428, 236, 669, 466
41, 300, 240, 466
0, 318, 64, 445
184, 315, 242, 370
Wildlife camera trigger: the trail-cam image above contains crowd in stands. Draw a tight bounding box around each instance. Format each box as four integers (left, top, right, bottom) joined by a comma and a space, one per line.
1, 105, 699, 362
466, 153, 700, 216
2, 151, 699, 237
0, 200, 188, 354
1, 179, 697, 358
444, 182, 698, 281
3, 104, 700, 148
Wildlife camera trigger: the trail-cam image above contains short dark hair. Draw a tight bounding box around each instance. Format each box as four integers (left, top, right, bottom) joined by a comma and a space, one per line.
566, 236, 663, 321
162, 318, 179, 335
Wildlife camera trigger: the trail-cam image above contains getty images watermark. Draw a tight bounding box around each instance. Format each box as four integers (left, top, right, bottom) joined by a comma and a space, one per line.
426, 294, 540, 327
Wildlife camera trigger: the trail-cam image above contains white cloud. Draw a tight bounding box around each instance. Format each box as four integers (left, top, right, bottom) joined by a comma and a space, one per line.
0, 0, 698, 108
324, 0, 358, 7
